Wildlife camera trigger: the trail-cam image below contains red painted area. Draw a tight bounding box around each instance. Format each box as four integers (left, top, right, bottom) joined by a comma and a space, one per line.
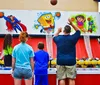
76, 38, 88, 59
0, 74, 100, 85
76, 74, 100, 85
0, 74, 14, 85
0, 37, 100, 59
90, 39, 100, 58
0, 74, 56, 85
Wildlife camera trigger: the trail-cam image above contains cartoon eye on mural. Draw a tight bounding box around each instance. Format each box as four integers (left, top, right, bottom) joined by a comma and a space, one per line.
34, 12, 61, 33
87, 16, 97, 33
0, 12, 27, 33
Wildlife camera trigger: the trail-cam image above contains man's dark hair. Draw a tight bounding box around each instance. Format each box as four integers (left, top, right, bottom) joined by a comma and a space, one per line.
63, 25, 71, 33
38, 42, 44, 49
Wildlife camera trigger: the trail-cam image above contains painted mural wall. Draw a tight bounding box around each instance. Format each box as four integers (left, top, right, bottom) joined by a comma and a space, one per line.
0, 10, 100, 36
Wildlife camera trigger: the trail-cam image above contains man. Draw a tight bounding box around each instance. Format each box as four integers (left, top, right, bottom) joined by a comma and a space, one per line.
53, 19, 81, 85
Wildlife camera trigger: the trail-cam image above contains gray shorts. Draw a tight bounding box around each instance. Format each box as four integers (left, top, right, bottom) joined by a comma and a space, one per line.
13, 67, 32, 79
56, 65, 76, 80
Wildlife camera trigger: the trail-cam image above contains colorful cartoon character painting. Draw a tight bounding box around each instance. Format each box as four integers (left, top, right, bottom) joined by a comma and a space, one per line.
34, 12, 61, 33
38, 13, 54, 33
71, 14, 87, 33
71, 14, 97, 34
0, 12, 27, 33
87, 16, 97, 33
75, 15, 87, 32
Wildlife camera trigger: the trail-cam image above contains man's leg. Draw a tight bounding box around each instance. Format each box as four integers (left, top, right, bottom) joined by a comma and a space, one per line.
69, 79, 75, 85
59, 79, 66, 85
67, 65, 76, 85
56, 65, 66, 85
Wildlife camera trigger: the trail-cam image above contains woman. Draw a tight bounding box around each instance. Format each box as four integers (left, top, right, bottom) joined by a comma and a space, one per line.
12, 31, 34, 85
3, 34, 13, 67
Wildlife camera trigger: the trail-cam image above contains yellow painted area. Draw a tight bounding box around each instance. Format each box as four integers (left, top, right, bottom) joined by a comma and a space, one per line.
38, 13, 54, 29
0, 60, 4, 65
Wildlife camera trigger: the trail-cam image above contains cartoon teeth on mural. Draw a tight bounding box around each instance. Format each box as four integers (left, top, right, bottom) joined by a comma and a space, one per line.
34, 12, 61, 33
0, 12, 27, 33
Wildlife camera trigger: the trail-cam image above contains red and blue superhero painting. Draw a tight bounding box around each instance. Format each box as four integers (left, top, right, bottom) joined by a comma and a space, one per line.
0, 12, 27, 33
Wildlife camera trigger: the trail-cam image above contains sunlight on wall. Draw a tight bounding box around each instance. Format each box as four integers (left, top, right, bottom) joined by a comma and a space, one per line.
98, 2, 100, 12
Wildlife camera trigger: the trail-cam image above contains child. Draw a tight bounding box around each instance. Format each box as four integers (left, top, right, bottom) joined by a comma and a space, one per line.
34, 42, 49, 85
3, 34, 13, 67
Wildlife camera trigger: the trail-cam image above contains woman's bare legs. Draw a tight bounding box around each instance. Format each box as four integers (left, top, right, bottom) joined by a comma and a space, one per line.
14, 79, 21, 85
25, 78, 33, 85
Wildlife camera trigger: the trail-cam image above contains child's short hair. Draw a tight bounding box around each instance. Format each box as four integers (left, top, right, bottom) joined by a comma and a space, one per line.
38, 42, 44, 49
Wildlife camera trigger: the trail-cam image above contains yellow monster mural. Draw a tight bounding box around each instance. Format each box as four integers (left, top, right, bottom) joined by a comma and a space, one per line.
38, 13, 55, 33
34, 12, 61, 33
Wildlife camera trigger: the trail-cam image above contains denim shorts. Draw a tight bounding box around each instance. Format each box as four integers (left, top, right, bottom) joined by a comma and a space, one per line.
13, 67, 32, 79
